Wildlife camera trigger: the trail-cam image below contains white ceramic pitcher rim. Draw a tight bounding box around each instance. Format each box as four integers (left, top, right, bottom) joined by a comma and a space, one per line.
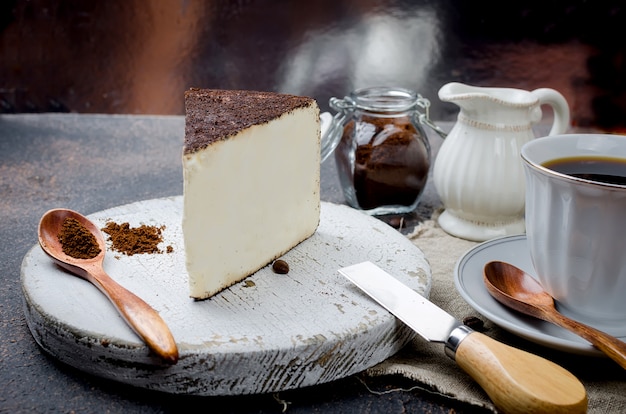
521, 133, 626, 190
439, 82, 541, 107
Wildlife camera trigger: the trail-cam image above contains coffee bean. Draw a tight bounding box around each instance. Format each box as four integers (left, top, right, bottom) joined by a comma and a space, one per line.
272, 259, 289, 274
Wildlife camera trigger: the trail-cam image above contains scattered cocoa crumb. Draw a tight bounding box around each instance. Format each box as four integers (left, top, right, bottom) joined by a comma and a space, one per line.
101, 221, 172, 256
58, 217, 101, 259
463, 316, 485, 332
272, 259, 290, 274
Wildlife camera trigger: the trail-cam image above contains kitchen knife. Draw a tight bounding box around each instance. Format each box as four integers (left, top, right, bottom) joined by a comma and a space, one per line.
339, 261, 587, 414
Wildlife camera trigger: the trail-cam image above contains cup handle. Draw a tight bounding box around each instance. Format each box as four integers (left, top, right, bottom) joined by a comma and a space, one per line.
530, 88, 571, 136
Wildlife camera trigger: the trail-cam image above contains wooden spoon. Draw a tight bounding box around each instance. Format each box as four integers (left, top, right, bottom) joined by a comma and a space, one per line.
483, 260, 626, 369
38, 208, 179, 364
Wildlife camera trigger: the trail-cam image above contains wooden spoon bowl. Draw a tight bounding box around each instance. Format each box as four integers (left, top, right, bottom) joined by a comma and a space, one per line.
483, 260, 626, 369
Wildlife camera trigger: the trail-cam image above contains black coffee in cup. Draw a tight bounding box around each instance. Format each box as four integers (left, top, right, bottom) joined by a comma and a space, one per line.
542, 156, 626, 185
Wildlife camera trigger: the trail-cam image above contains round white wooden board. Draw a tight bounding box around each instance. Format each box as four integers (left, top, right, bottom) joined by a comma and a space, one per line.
21, 197, 431, 396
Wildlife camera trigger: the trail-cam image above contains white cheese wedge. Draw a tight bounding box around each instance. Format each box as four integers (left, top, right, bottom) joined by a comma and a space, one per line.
182, 88, 321, 299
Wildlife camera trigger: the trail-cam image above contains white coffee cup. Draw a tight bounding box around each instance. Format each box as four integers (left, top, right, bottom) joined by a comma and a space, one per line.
521, 133, 626, 335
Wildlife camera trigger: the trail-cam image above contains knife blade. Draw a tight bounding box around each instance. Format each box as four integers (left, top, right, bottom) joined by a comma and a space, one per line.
339, 261, 587, 414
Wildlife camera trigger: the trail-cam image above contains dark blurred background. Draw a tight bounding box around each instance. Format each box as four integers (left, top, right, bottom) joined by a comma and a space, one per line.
1, 0, 626, 130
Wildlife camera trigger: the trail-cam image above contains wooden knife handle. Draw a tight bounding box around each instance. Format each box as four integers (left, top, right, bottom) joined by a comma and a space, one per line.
455, 332, 587, 414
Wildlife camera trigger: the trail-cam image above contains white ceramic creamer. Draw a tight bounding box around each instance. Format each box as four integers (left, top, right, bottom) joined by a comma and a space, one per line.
433, 82, 570, 241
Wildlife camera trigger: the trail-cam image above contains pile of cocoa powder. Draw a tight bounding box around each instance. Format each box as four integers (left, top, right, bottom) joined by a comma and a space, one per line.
102, 221, 173, 256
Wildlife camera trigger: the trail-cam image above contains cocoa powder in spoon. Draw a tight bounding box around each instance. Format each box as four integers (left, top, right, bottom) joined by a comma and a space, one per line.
58, 217, 101, 259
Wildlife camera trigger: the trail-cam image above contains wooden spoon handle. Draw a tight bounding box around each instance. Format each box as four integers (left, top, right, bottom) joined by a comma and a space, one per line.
455, 332, 587, 414
86, 265, 179, 364
550, 312, 626, 370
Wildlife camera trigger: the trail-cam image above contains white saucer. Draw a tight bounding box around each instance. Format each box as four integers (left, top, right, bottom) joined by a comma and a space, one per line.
454, 234, 626, 356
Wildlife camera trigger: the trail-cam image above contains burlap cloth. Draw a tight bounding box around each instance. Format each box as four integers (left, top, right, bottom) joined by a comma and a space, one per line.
365, 213, 626, 413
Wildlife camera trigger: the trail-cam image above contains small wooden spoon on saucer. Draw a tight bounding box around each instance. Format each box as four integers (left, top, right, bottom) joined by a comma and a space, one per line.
483, 260, 626, 369
38, 208, 179, 364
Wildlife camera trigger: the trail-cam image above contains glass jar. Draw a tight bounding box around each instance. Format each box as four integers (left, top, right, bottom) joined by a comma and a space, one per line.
323, 87, 445, 215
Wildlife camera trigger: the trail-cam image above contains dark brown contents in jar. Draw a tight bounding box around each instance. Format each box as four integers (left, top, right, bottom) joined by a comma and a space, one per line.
272, 259, 290, 274
337, 115, 429, 210
58, 217, 101, 259
102, 221, 172, 256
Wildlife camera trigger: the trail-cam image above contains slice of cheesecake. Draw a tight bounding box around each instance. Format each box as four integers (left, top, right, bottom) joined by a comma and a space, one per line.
182, 88, 321, 300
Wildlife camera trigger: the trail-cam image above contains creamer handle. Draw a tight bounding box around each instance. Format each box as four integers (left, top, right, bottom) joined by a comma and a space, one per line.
531, 88, 571, 136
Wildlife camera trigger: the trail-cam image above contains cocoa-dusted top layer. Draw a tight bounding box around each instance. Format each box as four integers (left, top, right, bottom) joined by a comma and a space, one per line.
184, 88, 316, 154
